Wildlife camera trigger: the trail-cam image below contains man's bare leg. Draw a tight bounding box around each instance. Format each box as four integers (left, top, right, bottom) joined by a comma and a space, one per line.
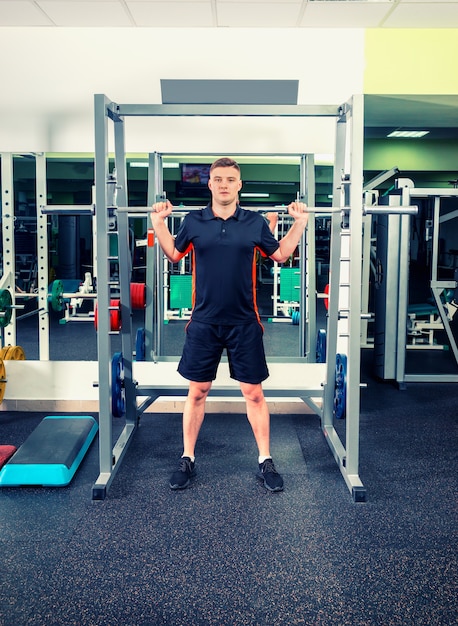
240, 382, 271, 457
169, 381, 212, 490
240, 381, 284, 492
182, 380, 212, 458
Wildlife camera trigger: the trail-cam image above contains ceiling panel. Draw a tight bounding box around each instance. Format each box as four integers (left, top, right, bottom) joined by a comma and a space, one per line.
400, 0, 457, 3
300, 2, 391, 28
38, 1, 132, 27
0, 0, 52, 26
216, 2, 302, 28
383, 2, 458, 27
0, 1, 456, 28
128, 1, 214, 27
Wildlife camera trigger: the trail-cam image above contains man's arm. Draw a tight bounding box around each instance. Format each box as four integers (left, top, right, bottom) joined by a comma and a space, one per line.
150, 200, 184, 263
270, 201, 308, 263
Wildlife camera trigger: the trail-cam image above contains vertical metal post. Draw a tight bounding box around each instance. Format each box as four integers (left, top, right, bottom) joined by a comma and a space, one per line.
113, 117, 136, 423
322, 113, 346, 427
92, 94, 113, 498
146, 153, 157, 360
360, 212, 372, 347
320, 97, 366, 501
394, 186, 411, 386
155, 154, 165, 356
146, 152, 164, 359
430, 196, 440, 284
301, 154, 316, 361
429, 196, 458, 363
35, 153, 50, 360
345, 94, 364, 495
0, 153, 17, 347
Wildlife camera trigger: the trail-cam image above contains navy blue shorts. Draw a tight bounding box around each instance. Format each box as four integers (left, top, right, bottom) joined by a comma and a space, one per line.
178, 320, 269, 384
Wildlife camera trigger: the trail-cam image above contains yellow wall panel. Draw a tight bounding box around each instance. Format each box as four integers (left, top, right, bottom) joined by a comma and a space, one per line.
364, 30, 458, 94
364, 139, 458, 172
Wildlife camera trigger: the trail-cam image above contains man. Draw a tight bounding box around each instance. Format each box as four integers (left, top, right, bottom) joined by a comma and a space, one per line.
151, 158, 308, 492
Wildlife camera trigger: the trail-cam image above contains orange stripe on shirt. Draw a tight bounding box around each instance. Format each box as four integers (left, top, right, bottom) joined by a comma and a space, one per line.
252, 247, 264, 329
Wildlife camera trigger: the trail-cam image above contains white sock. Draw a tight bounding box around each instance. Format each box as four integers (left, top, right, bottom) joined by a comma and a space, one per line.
182, 455, 195, 462
258, 455, 272, 465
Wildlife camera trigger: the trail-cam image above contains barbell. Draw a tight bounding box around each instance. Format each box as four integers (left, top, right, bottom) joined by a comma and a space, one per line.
117, 204, 418, 216
2, 281, 145, 330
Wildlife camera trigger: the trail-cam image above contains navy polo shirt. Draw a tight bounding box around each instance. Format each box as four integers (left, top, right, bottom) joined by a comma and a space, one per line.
174, 204, 280, 325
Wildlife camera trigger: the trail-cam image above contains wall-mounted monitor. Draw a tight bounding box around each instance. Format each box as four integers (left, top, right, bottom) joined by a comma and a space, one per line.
181, 164, 210, 186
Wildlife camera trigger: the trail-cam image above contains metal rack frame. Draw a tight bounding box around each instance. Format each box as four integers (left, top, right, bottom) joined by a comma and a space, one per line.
0, 153, 50, 360
89, 94, 367, 501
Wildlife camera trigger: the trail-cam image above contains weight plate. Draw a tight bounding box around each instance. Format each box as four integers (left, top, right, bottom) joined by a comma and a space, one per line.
0, 359, 6, 403
111, 352, 125, 418
0, 289, 13, 328
1, 345, 25, 360
110, 300, 121, 331
135, 327, 146, 361
50, 280, 64, 312
94, 300, 122, 331
316, 329, 327, 363
324, 284, 330, 311
131, 283, 146, 309
333, 353, 347, 420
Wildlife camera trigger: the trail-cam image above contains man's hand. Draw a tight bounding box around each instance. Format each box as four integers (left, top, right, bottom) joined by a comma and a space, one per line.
149, 199, 182, 262
151, 199, 174, 224
287, 201, 308, 222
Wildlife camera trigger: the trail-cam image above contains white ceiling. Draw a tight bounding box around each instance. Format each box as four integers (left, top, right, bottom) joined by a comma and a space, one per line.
0, 0, 458, 29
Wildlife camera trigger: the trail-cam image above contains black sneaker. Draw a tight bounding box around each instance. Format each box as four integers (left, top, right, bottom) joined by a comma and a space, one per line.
169, 457, 196, 490
257, 458, 284, 492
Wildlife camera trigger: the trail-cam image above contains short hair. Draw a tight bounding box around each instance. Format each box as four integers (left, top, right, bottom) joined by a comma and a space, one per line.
210, 158, 241, 175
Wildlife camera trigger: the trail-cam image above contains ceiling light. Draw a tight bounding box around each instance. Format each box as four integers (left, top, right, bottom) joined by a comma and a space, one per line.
240, 193, 270, 198
387, 130, 430, 138
129, 162, 180, 168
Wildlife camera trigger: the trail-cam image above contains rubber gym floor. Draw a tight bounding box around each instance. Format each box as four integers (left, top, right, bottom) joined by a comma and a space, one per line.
0, 306, 457, 626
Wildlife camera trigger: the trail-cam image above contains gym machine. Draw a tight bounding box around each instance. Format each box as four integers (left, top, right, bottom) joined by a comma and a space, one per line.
90, 94, 376, 502
0, 153, 99, 486
373, 181, 458, 385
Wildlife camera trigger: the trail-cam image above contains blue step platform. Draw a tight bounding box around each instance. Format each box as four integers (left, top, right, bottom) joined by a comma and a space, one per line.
0, 416, 98, 487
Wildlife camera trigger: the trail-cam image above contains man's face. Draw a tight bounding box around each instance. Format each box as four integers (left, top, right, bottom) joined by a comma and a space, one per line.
208, 166, 242, 206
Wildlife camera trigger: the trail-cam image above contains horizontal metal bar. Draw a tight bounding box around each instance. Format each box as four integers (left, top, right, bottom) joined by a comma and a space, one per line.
363, 206, 418, 216
122, 204, 420, 217
114, 103, 341, 118
408, 188, 458, 198
403, 374, 458, 383
62, 293, 96, 299
135, 386, 325, 397
40, 205, 95, 216
118, 205, 343, 215
16, 307, 45, 321
14, 292, 39, 298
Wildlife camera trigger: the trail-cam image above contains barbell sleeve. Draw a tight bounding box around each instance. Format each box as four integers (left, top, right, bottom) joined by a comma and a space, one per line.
363, 206, 418, 216
40, 205, 95, 215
